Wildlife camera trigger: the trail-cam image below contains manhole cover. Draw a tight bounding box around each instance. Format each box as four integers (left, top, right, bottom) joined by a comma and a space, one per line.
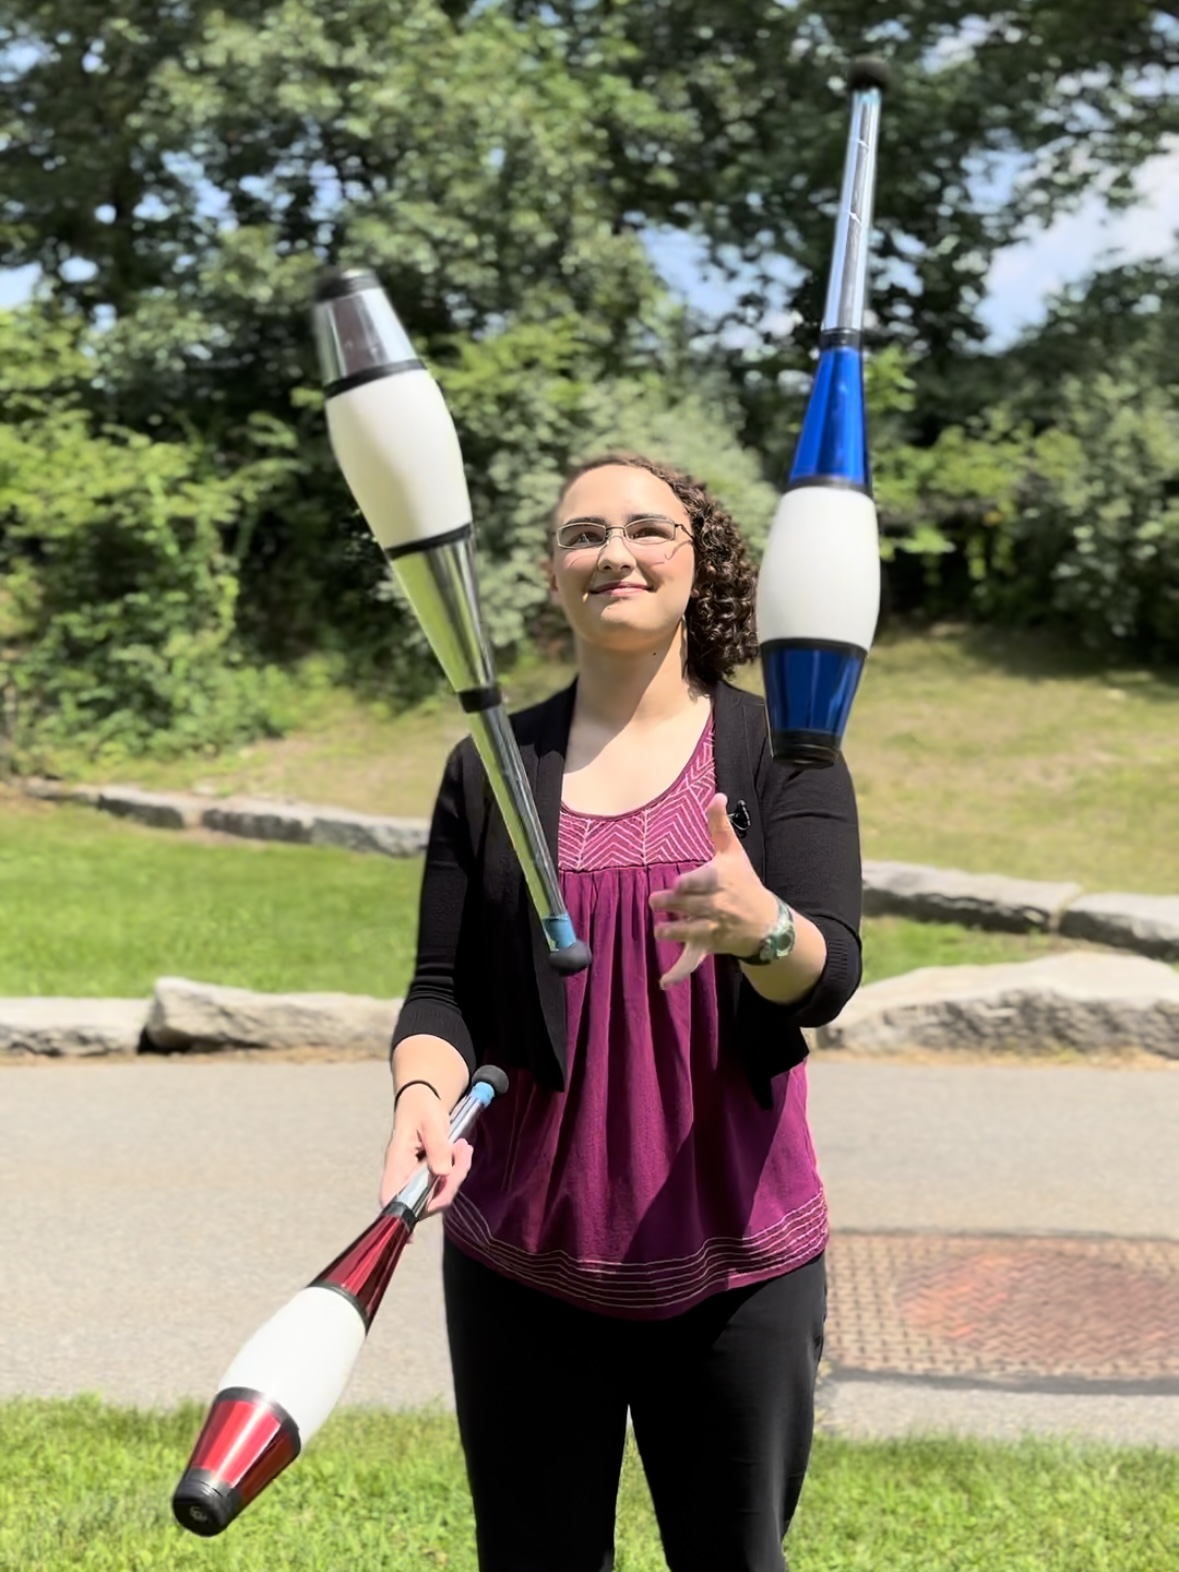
826, 1233, 1179, 1387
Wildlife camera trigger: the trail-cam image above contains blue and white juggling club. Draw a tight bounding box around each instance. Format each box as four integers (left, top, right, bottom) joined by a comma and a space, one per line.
313, 269, 590, 973
757, 57, 890, 768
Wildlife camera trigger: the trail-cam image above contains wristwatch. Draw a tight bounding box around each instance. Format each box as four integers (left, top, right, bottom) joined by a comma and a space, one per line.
740, 897, 797, 966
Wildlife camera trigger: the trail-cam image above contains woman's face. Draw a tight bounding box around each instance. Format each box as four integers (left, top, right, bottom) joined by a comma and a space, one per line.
549, 465, 696, 658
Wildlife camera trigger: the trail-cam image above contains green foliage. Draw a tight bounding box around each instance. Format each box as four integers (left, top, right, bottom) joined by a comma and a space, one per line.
1, 2, 1178, 757
0, 312, 296, 764
439, 328, 780, 655
998, 374, 1179, 654
880, 356, 1179, 657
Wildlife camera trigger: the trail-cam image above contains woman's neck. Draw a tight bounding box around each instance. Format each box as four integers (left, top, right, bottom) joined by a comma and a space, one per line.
572, 631, 706, 732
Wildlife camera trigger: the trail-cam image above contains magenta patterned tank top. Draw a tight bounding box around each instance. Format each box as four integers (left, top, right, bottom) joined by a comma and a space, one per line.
444, 715, 828, 1319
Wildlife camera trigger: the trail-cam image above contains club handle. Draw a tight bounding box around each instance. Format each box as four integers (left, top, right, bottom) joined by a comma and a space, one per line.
821, 56, 889, 340
389, 1065, 509, 1219
467, 705, 592, 973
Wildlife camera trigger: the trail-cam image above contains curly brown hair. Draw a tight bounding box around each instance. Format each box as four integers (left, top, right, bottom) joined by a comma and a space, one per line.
553, 452, 760, 687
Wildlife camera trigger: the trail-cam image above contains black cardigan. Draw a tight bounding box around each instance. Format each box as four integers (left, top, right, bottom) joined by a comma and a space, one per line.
391, 679, 864, 1108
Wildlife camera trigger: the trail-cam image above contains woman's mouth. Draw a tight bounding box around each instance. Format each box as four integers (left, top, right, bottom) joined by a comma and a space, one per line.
590, 582, 648, 596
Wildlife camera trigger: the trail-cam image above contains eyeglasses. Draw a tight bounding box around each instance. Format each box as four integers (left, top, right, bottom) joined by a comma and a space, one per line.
553, 516, 691, 554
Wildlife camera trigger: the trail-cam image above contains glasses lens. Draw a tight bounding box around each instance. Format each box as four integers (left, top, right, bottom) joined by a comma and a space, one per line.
627, 519, 679, 545
557, 523, 608, 550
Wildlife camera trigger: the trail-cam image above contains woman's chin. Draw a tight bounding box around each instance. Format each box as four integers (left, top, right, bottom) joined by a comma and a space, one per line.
576, 616, 682, 656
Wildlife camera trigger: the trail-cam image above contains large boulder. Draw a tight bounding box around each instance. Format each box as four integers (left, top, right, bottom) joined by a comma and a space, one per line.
199, 798, 315, 845
815, 951, 1179, 1059
309, 809, 429, 858
145, 976, 401, 1054
862, 861, 1081, 933
0, 999, 146, 1057
96, 786, 201, 831
1059, 893, 1179, 961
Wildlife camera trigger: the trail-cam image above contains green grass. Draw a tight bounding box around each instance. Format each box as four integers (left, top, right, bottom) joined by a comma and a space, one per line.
0, 1398, 1173, 1571
45, 627, 1179, 895
0, 800, 419, 998
845, 626, 1179, 896
0, 799, 1094, 998
858, 915, 1076, 987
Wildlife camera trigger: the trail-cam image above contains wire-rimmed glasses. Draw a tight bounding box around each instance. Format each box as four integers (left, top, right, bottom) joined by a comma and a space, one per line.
553, 516, 691, 554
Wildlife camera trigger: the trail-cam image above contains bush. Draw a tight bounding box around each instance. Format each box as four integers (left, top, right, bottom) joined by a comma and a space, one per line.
879, 363, 1179, 659
0, 409, 295, 766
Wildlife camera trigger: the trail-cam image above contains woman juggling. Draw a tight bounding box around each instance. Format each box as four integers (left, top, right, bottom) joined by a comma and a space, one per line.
380, 452, 863, 1572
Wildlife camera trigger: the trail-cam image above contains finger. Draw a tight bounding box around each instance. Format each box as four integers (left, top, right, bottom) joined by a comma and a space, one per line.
706, 793, 739, 856
423, 1138, 474, 1217
417, 1108, 457, 1180
649, 867, 718, 909
654, 918, 717, 946
650, 892, 723, 919
660, 942, 708, 988
379, 1141, 421, 1208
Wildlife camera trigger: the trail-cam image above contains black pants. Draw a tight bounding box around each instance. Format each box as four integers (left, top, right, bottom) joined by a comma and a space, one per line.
442, 1237, 827, 1572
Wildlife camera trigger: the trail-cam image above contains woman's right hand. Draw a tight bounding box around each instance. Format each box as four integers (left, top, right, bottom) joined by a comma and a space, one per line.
379, 1082, 474, 1217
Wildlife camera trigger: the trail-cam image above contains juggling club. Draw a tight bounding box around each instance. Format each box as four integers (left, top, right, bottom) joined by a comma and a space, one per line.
757, 57, 890, 768
313, 270, 590, 972
171, 1065, 509, 1538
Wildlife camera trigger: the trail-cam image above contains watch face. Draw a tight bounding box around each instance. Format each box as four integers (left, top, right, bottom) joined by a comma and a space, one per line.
768, 902, 796, 959
748, 901, 794, 964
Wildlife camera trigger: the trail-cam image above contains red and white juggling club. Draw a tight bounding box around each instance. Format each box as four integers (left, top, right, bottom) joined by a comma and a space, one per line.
171, 1065, 509, 1538
313, 269, 590, 973
757, 57, 889, 768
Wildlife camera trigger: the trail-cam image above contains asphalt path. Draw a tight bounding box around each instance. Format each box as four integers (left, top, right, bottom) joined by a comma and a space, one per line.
3, 1055, 1177, 1443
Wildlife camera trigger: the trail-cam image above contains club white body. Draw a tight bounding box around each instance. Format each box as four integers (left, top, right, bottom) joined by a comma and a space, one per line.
758, 488, 879, 650
325, 373, 473, 553
215, 1285, 365, 1449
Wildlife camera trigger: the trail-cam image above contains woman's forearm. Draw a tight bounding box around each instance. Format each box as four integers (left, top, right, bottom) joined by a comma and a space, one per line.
391, 1034, 472, 1111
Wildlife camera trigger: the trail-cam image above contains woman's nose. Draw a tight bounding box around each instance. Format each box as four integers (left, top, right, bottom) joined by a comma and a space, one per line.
597, 530, 636, 569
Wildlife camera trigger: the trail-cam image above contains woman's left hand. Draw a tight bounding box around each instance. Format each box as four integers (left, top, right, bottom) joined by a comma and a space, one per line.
649, 793, 780, 988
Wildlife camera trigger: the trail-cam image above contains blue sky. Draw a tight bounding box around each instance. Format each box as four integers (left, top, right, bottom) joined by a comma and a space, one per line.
2, 138, 1176, 345
977, 138, 1179, 341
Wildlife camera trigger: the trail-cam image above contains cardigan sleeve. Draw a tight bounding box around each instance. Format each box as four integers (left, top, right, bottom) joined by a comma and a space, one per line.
758, 748, 864, 1028
389, 741, 478, 1076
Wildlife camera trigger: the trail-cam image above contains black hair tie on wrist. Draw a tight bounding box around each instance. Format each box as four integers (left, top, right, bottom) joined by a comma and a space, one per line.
394, 1079, 441, 1108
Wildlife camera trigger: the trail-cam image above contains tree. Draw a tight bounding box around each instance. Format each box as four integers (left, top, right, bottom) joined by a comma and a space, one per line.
0, 309, 292, 763
2, 1, 1177, 756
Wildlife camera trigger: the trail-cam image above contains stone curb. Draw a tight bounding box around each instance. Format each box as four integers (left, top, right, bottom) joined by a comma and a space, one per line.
19, 780, 1179, 962
0, 998, 147, 1057
814, 952, 1179, 1061
24, 779, 430, 858
4, 955, 1178, 1062
1059, 893, 1179, 961
0, 982, 403, 1059
146, 976, 402, 1055
862, 860, 1082, 934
